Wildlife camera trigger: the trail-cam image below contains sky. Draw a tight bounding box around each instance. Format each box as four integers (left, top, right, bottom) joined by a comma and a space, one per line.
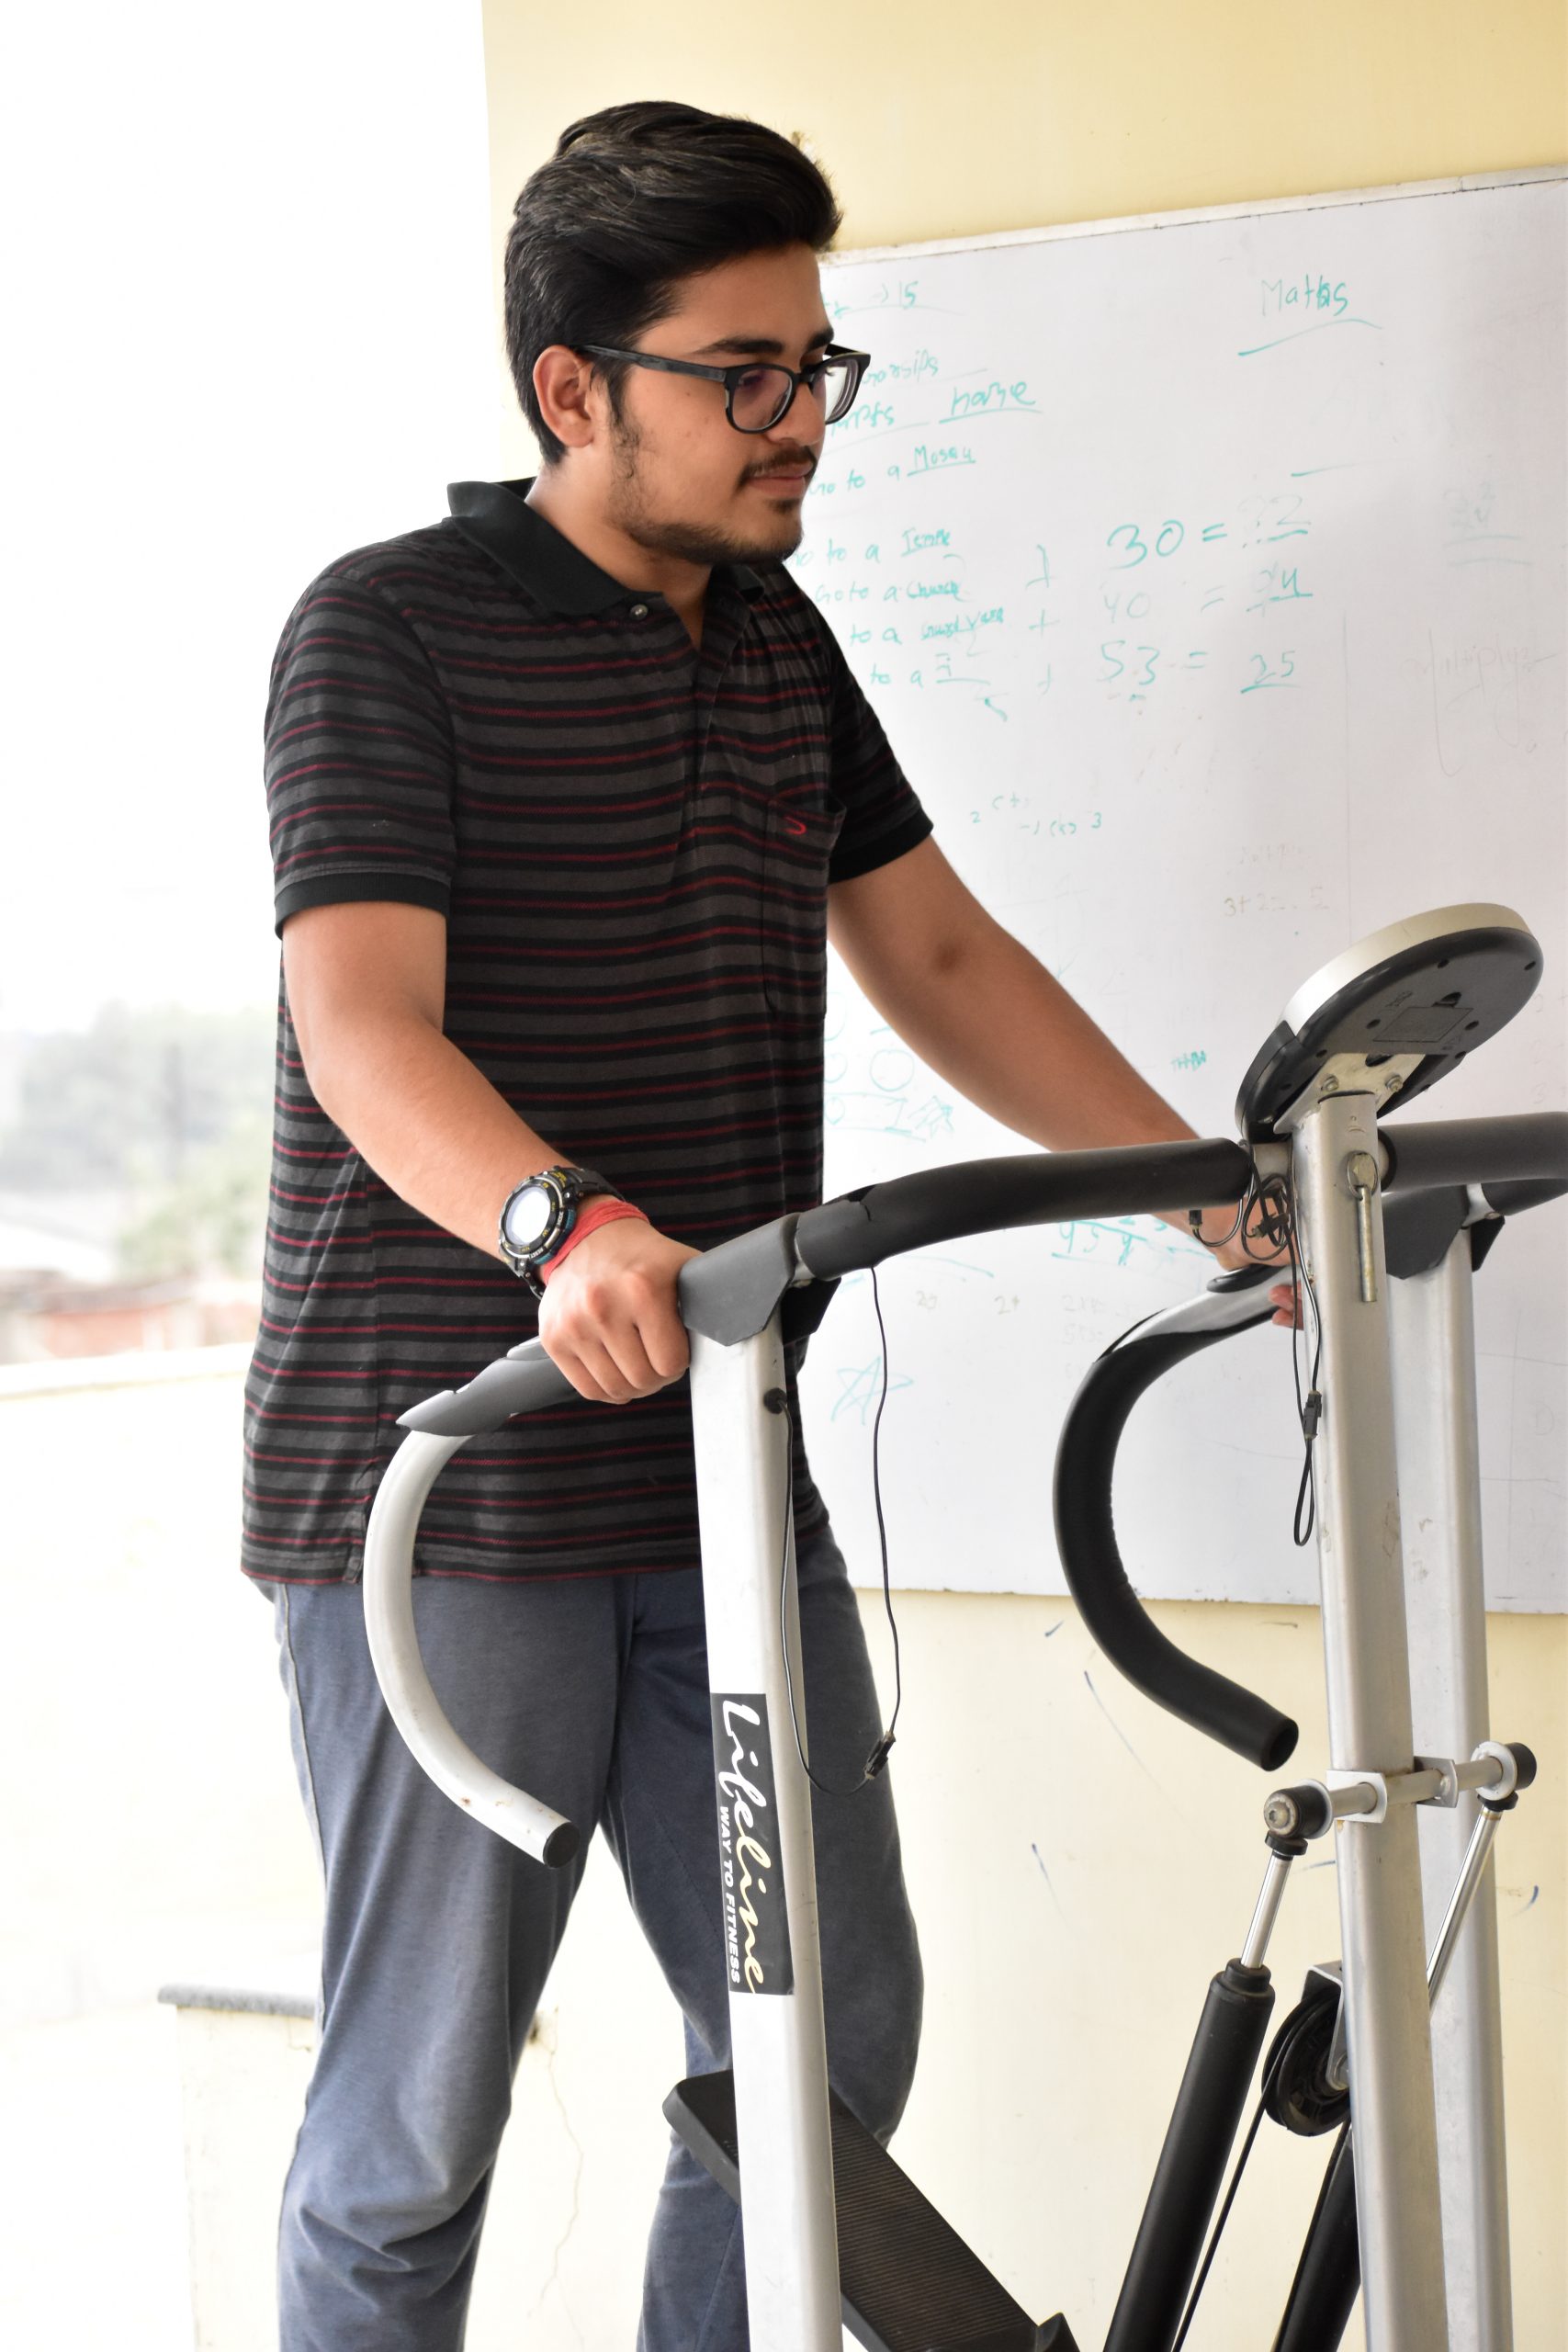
4, 1, 500, 1034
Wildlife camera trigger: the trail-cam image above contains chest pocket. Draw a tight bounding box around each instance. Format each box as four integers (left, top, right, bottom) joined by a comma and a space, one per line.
761, 789, 846, 1025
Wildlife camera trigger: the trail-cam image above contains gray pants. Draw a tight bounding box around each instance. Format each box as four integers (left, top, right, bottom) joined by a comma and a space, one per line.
265, 1521, 922, 2350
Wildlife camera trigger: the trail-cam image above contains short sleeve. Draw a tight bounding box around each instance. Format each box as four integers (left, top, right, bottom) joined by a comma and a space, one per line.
820, 626, 934, 885
265, 571, 457, 934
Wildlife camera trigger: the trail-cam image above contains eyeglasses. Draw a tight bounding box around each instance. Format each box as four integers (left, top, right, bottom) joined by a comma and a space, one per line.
573, 341, 871, 434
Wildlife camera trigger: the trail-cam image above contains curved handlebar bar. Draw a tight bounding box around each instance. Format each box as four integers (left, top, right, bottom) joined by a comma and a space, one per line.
1047, 1170, 1568, 1768
1052, 1264, 1299, 1771
362, 1422, 581, 1868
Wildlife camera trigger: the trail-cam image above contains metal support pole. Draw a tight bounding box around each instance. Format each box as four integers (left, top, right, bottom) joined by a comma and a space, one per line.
686, 1318, 841, 2352
1427, 1811, 1505, 2013
1242, 1848, 1297, 1969
1292, 1091, 1450, 2351
1391, 1231, 1514, 2348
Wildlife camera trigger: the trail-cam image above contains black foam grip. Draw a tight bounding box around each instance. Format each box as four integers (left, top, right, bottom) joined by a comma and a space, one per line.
1382, 1112, 1568, 1194
1053, 1323, 1299, 1770
1478, 1177, 1568, 1218
795, 1138, 1252, 1281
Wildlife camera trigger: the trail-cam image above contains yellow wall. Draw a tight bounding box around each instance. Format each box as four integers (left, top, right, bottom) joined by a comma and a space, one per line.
480, 0, 1566, 469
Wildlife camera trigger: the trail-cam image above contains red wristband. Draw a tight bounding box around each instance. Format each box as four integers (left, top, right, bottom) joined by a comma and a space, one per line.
537, 1197, 649, 1284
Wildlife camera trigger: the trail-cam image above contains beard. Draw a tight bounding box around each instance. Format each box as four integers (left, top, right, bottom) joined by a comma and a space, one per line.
604, 411, 807, 571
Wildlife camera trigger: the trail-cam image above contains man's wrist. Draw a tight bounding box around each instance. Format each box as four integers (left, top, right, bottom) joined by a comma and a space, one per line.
537, 1197, 649, 1283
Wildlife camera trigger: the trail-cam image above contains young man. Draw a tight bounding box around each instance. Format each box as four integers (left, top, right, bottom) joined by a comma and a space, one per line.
250, 98, 1291, 2351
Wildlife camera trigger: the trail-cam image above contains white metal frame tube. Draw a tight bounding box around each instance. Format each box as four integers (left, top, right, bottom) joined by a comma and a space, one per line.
1391, 1229, 1513, 2349
1292, 1091, 1450, 2351
361, 1428, 580, 1865
686, 1317, 840, 2352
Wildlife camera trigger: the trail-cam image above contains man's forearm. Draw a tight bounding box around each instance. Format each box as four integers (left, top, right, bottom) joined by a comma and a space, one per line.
886, 914, 1297, 1297
863, 914, 1225, 1234
306, 1013, 563, 1260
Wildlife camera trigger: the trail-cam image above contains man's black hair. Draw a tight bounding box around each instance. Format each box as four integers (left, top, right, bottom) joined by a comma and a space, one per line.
504, 100, 844, 467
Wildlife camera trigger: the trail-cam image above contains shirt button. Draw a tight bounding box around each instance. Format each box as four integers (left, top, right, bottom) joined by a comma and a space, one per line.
629, 603, 649, 619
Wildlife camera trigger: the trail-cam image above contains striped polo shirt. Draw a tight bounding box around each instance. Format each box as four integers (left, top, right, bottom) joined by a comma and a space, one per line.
244, 475, 933, 1585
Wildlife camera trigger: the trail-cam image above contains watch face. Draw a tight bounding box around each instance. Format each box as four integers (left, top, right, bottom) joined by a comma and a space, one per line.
502, 1182, 555, 1252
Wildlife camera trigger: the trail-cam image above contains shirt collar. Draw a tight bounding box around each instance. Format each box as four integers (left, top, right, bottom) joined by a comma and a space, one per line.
446, 476, 767, 613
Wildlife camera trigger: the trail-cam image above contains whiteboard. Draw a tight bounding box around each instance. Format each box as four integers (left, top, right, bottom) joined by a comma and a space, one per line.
787, 170, 1567, 1611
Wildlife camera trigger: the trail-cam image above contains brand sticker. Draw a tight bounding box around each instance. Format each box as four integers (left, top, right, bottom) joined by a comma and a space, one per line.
710, 1693, 794, 1996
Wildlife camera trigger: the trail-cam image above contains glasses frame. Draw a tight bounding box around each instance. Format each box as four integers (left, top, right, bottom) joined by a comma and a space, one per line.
572, 341, 872, 434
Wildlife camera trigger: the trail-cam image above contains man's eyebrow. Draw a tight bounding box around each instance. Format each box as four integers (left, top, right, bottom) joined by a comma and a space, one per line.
689, 325, 836, 358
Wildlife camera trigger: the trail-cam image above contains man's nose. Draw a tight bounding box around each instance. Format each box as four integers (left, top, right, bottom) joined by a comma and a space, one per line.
767, 375, 824, 449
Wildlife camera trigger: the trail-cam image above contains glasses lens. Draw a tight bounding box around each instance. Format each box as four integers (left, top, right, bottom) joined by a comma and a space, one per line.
731, 366, 795, 431
821, 356, 862, 424
728, 356, 864, 430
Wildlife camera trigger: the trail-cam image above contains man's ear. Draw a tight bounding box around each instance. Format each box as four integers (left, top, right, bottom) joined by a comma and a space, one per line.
532, 345, 601, 456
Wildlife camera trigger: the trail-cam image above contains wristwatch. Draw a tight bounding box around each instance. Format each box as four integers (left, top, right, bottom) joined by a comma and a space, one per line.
498, 1164, 624, 1296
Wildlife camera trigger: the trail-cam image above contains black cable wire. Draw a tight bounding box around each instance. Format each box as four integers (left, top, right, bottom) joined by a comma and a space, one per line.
1169, 2094, 1269, 2352
778, 1161, 1319, 1784
864, 1264, 904, 1761
777, 1267, 903, 1800
1232, 1163, 1325, 1544
1238, 1172, 1286, 1259
1195, 1165, 1286, 1268
1190, 1189, 1252, 1253
1168, 1974, 1326, 2348
1270, 2120, 1354, 2343
1280, 1168, 1324, 1547
1224, 1164, 1325, 1545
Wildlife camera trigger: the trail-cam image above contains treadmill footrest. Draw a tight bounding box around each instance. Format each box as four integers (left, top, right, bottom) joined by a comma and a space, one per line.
665, 2070, 1077, 2352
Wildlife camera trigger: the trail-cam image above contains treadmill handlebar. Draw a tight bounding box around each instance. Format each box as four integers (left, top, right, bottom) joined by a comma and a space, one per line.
399, 1340, 578, 1435
400, 1137, 1256, 1440
1051, 1267, 1301, 1771
1381, 1111, 1567, 1195
1479, 1175, 1568, 1218
785, 1114, 1566, 1291
791, 1137, 1251, 1283
398, 1114, 1565, 1442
